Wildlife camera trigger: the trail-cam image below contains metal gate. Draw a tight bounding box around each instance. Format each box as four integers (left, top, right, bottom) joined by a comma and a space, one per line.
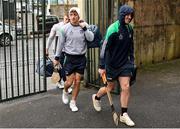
85, 0, 123, 94
0, 0, 48, 102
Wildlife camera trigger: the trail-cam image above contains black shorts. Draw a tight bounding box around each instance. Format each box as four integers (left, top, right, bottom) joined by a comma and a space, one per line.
63, 54, 86, 76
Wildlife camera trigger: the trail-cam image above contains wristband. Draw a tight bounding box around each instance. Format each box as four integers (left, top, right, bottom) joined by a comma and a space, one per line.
55, 56, 60, 61
82, 26, 87, 31
99, 65, 105, 69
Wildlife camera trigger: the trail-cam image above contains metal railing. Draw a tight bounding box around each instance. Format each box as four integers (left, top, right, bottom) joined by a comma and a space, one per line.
85, 0, 123, 94
0, 0, 48, 102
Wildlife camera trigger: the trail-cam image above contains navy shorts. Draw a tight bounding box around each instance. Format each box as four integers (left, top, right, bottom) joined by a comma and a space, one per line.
106, 65, 132, 81
60, 52, 65, 66
63, 54, 86, 76
106, 63, 137, 86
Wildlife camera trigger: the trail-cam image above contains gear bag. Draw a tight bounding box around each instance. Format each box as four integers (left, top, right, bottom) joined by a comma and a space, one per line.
87, 25, 102, 48
36, 57, 54, 77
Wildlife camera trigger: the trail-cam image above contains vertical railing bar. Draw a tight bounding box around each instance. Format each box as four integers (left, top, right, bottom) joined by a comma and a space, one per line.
92, 0, 96, 84
118, 0, 120, 14
110, 0, 113, 23
89, 0, 93, 83
86, 0, 91, 84
25, 0, 31, 94
42, 0, 47, 91
102, 0, 105, 34
8, 0, 14, 98
2, 0, 8, 99
37, 0, 41, 91
32, 0, 36, 93
106, 0, 109, 29
98, 0, 101, 85
92, 0, 95, 24
20, 0, 26, 95
90, 49, 93, 83
14, 0, 20, 96
112, 0, 114, 23
87, 0, 90, 23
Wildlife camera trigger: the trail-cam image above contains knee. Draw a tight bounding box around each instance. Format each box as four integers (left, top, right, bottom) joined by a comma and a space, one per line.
121, 83, 130, 91
65, 80, 73, 87
73, 79, 81, 86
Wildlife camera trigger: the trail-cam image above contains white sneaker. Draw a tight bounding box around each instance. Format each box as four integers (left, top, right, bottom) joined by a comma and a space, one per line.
69, 100, 78, 112
57, 82, 64, 89
60, 80, 65, 86
68, 87, 73, 94
62, 90, 69, 104
120, 113, 135, 127
92, 94, 101, 111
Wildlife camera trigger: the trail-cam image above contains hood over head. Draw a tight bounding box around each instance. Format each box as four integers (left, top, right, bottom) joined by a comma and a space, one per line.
118, 4, 134, 25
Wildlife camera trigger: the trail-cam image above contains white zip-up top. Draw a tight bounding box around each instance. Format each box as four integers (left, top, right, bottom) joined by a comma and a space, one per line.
46, 22, 65, 51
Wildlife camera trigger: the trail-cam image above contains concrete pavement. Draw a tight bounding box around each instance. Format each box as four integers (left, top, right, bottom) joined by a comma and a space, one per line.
0, 59, 180, 128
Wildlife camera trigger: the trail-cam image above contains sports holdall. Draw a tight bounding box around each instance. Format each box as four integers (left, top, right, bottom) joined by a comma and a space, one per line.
87, 24, 103, 48
36, 57, 54, 77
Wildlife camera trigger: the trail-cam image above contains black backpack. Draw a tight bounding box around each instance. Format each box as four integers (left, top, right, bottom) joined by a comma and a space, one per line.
87, 25, 102, 48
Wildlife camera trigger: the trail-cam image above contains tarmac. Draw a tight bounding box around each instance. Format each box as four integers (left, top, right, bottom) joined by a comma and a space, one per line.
0, 59, 180, 128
